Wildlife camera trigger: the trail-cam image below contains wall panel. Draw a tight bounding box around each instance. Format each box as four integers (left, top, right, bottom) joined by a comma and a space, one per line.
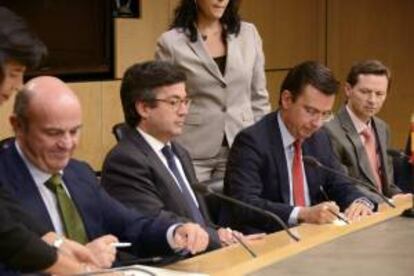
327, 0, 414, 148
115, 0, 171, 78
240, 0, 326, 69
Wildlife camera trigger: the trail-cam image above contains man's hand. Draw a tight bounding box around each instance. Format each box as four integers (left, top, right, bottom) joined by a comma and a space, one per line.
217, 228, 265, 246
392, 193, 412, 201
345, 200, 373, 221
173, 223, 209, 255
42, 232, 100, 268
86, 235, 118, 268
298, 201, 339, 224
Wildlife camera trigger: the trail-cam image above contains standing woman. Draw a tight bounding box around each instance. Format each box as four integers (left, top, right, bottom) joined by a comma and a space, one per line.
156, 0, 270, 182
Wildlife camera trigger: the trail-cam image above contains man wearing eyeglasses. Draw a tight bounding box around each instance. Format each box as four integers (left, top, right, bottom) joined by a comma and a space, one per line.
222, 61, 374, 234
101, 61, 262, 251
324, 60, 407, 204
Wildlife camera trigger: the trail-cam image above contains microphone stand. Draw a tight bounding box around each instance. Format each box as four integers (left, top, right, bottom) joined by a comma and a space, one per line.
303, 156, 395, 208
194, 183, 300, 242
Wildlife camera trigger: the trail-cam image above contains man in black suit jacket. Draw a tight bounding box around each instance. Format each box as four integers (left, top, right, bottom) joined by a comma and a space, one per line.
102, 61, 261, 249
223, 61, 374, 234
0, 75, 209, 272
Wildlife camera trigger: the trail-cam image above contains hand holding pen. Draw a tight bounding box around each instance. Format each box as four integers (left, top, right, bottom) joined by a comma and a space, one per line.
319, 186, 350, 225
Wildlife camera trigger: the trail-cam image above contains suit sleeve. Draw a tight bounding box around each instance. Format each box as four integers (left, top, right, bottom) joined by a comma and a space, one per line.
0, 204, 57, 272
225, 131, 294, 228
249, 24, 271, 121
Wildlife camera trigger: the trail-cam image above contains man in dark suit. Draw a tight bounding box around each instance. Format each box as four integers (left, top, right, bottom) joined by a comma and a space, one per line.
0, 75, 209, 269
102, 61, 262, 249
223, 61, 374, 234
324, 60, 408, 203
0, 7, 100, 274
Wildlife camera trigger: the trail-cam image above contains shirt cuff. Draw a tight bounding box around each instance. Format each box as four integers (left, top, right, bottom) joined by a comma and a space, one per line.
353, 197, 375, 210
288, 206, 302, 225
166, 223, 182, 250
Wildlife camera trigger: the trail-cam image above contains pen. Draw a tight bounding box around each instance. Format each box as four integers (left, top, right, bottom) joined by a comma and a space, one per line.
319, 186, 350, 225
110, 242, 132, 248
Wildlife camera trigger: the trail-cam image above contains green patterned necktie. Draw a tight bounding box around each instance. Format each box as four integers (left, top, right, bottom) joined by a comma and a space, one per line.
45, 174, 88, 244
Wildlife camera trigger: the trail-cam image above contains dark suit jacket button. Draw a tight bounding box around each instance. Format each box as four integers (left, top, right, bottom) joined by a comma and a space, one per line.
221, 83, 227, 88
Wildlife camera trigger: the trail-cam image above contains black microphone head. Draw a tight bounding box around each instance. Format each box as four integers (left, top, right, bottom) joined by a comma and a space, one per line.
302, 156, 322, 167
387, 149, 409, 160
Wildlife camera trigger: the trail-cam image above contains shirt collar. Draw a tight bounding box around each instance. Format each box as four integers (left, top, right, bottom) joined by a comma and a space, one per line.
278, 111, 296, 150
136, 127, 171, 152
345, 105, 372, 134
15, 140, 62, 186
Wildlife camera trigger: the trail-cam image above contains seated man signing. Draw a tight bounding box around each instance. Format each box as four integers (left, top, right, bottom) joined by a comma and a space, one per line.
222, 61, 374, 234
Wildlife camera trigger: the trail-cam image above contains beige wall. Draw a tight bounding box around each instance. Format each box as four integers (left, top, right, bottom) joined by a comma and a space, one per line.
1, 0, 412, 169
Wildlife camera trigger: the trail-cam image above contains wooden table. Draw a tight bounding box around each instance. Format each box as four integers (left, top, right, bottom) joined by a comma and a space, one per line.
167, 197, 413, 275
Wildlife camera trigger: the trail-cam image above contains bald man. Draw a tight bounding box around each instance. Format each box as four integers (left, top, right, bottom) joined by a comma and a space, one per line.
0, 76, 209, 268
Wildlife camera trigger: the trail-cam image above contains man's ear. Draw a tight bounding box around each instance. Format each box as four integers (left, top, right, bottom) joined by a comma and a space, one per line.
9, 114, 23, 137
344, 83, 352, 98
135, 101, 150, 120
280, 90, 293, 109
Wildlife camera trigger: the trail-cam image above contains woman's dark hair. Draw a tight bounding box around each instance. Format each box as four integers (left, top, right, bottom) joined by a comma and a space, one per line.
170, 0, 241, 42
0, 7, 47, 83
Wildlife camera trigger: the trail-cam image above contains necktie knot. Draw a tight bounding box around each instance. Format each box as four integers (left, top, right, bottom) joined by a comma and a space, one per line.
45, 174, 63, 193
361, 127, 373, 141
293, 140, 302, 152
161, 145, 174, 161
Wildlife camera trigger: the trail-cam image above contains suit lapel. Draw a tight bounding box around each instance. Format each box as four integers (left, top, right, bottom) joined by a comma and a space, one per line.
127, 129, 198, 220
8, 144, 55, 230
372, 118, 388, 191
187, 33, 226, 84
338, 107, 377, 185
272, 112, 291, 204
223, 34, 237, 79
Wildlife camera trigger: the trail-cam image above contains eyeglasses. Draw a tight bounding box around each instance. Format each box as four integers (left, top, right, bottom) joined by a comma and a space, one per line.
303, 105, 333, 122
153, 97, 192, 111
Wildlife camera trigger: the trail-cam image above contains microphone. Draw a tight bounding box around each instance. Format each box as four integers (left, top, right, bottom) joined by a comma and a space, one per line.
387, 149, 411, 161
302, 156, 395, 208
193, 183, 300, 242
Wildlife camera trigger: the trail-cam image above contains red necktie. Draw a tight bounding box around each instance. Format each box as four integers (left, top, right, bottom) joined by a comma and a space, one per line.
292, 140, 305, 206
361, 128, 382, 192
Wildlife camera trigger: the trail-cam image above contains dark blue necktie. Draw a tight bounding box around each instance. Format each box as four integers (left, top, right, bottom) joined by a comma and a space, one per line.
161, 145, 205, 226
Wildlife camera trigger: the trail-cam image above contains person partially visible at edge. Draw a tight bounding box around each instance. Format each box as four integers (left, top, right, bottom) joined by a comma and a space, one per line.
156, 0, 271, 182
0, 6, 100, 274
